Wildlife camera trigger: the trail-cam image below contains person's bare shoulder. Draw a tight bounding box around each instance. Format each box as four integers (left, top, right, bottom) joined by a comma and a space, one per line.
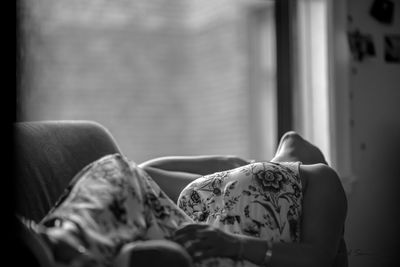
300, 163, 342, 187
300, 163, 348, 219
299, 163, 348, 262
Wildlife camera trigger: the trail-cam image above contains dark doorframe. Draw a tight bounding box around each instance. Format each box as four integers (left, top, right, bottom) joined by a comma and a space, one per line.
275, 0, 295, 143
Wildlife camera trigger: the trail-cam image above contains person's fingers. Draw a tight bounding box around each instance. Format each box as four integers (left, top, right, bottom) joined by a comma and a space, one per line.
174, 223, 208, 238
191, 246, 218, 262
174, 230, 211, 246
173, 232, 203, 245
184, 239, 208, 253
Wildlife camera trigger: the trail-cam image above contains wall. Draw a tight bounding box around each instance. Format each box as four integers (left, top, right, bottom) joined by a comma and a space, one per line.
345, 0, 400, 266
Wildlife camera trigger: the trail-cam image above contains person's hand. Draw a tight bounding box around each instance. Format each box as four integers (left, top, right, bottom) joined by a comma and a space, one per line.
172, 223, 242, 262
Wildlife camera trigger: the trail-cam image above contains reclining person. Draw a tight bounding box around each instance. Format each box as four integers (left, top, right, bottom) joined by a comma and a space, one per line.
20, 131, 347, 267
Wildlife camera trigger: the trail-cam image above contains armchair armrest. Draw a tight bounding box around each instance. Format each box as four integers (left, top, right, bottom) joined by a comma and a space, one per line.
114, 240, 193, 267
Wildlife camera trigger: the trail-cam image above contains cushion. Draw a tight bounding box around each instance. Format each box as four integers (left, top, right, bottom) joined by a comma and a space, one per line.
114, 240, 192, 267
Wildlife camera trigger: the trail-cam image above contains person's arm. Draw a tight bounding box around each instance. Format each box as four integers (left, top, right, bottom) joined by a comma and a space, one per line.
173, 164, 347, 267
139, 155, 251, 176
141, 166, 202, 203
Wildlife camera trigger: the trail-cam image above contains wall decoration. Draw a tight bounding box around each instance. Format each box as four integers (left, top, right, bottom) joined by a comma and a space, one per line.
370, 0, 395, 25
384, 34, 400, 63
348, 30, 376, 62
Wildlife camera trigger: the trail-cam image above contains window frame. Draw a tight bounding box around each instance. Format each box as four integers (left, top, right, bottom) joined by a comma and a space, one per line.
276, 0, 355, 193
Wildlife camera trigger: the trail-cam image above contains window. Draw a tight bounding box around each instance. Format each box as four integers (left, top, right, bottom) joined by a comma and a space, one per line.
246, 1, 277, 160
17, 0, 278, 163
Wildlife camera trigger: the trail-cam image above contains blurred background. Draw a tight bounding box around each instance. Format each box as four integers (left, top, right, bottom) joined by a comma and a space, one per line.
17, 0, 278, 163
17, 0, 400, 266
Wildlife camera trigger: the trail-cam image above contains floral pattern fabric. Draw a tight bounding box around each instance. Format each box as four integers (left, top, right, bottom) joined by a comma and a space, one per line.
40, 154, 192, 267
178, 161, 303, 244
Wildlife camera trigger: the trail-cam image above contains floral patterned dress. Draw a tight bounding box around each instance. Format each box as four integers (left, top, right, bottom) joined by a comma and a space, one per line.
39, 154, 302, 267
178, 161, 303, 267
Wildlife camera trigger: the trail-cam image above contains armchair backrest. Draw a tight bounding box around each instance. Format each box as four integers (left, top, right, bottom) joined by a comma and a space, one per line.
14, 120, 121, 222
